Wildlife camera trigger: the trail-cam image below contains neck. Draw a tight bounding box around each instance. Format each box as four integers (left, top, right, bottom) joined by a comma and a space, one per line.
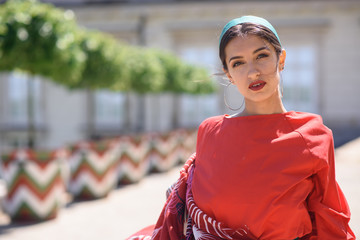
239, 94, 286, 117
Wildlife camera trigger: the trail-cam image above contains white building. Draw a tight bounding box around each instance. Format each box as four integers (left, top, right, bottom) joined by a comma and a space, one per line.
1, 0, 360, 151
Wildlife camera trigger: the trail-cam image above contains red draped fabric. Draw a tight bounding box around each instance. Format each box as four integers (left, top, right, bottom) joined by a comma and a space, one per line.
128, 112, 355, 240
193, 111, 354, 239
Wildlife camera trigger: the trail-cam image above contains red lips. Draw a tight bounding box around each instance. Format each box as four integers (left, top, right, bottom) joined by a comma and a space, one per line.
249, 80, 266, 91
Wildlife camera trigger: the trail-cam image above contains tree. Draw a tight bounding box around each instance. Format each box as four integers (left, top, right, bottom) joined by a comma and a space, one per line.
148, 50, 216, 128
0, 0, 86, 84
73, 29, 131, 137
74, 30, 130, 91
182, 64, 215, 95
0, 0, 86, 148
0, 0, 216, 146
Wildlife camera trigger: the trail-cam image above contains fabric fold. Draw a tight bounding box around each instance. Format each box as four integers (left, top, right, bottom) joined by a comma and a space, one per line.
148, 153, 257, 240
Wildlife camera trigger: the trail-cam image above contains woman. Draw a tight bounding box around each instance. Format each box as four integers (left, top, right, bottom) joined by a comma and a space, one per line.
128, 16, 355, 240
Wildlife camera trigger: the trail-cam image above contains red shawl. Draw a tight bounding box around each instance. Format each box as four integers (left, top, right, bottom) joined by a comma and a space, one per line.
128, 153, 258, 240
128, 112, 355, 240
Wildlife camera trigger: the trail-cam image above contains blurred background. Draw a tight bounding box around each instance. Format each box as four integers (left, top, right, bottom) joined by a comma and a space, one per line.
1, 0, 360, 151
0, 0, 359, 239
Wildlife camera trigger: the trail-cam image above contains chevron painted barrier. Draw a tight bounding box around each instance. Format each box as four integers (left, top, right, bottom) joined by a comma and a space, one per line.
180, 129, 198, 162
115, 129, 197, 184
0, 128, 197, 221
148, 130, 186, 172
68, 141, 119, 199
116, 135, 153, 184
0, 149, 68, 222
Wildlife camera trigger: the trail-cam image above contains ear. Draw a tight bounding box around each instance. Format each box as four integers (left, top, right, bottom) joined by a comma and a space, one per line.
223, 67, 233, 83
278, 49, 286, 71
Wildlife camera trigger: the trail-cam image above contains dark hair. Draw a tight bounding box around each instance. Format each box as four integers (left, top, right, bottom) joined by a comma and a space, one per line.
219, 23, 282, 71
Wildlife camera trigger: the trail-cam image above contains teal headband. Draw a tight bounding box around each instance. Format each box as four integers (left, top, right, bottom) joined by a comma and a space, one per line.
219, 15, 281, 46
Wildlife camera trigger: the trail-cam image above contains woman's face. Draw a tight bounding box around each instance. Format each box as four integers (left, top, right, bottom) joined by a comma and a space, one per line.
224, 35, 286, 105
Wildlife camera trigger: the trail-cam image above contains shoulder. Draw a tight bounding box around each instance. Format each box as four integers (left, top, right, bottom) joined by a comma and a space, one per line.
197, 115, 224, 140
285, 112, 331, 135
198, 115, 224, 131
285, 111, 334, 160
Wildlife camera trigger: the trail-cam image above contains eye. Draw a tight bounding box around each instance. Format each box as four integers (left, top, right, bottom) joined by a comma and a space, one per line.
232, 61, 245, 68
257, 53, 269, 60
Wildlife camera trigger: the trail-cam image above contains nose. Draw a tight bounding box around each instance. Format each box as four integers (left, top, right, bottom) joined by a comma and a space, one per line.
247, 63, 260, 80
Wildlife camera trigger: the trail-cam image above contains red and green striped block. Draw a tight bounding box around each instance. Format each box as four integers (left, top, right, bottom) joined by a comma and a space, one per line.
68, 141, 118, 199
0, 149, 68, 222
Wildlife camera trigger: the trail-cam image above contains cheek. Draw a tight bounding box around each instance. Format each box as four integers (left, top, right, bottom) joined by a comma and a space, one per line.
258, 60, 278, 75
229, 69, 246, 80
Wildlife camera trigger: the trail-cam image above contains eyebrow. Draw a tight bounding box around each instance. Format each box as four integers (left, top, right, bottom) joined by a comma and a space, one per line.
228, 46, 270, 63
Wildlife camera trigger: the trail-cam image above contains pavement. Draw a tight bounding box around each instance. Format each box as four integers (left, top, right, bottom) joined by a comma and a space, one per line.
0, 138, 359, 240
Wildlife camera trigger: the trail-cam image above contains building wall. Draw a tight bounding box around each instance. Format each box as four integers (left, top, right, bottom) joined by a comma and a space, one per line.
64, 0, 360, 145
1, 0, 360, 150
322, 13, 360, 126
44, 81, 88, 149
69, 0, 360, 126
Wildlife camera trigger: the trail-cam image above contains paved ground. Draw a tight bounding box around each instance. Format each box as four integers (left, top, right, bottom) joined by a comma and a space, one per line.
0, 138, 359, 239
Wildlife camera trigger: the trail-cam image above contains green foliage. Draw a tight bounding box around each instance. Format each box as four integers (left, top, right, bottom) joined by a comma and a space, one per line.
151, 50, 216, 94
0, 0, 215, 95
122, 47, 166, 94
152, 50, 186, 93
72, 30, 129, 90
182, 64, 216, 94
0, 0, 86, 85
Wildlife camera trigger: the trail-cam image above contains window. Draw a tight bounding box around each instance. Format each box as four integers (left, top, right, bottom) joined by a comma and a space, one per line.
94, 90, 126, 130
6, 71, 44, 127
0, 72, 45, 148
179, 94, 218, 128
281, 45, 318, 113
